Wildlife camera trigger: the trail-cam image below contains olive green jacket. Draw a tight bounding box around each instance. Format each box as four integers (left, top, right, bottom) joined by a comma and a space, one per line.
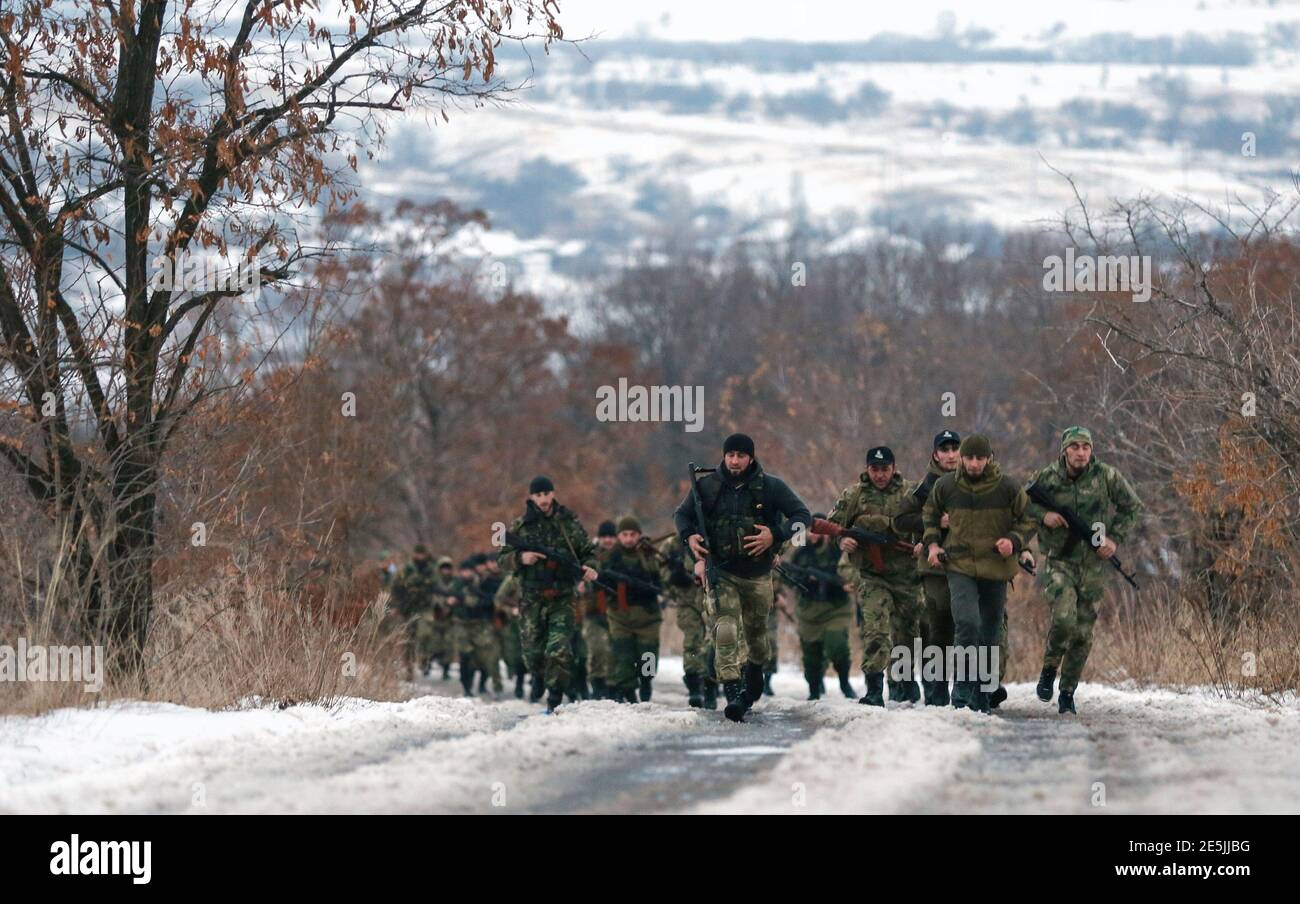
922, 461, 1034, 581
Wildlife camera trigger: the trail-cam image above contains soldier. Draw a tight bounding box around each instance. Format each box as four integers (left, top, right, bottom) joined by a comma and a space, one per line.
389, 544, 440, 678
474, 553, 506, 695
603, 516, 665, 703
451, 556, 502, 698
783, 514, 856, 700
499, 475, 599, 713
661, 533, 717, 709
1027, 426, 1143, 714
829, 446, 925, 707
923, 434, 1035, 713
914, 430, 960, 706
674, 433, 811, 723
581, 520, 618, 700
493, 573, 527, 698
434, 557, 471, 691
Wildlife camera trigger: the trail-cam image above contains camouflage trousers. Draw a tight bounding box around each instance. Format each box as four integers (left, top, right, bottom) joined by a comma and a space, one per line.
711, 571, 774, 683
453, 621, 501, 689
520, 592, 576, 693
764, 605, 779, 674
1040, 559, 1105, 693
675, 590, 714, 678
500, 620, 524, 677
856, 574, 922, 675
583, 616, 610, 681
608, 609, 662, 693
796, 599, 852, 683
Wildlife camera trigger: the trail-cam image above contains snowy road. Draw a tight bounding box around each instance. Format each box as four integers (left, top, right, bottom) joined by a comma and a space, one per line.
2, 659, 1298, 814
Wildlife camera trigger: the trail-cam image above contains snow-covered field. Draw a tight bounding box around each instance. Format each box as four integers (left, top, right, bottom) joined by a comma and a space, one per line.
2, 658, 1297, 814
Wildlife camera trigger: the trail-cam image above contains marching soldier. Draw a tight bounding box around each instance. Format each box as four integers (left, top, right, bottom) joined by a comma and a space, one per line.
581, 520, 618, 699
493, 573, 528, 699
603, 516, 665, 703
499, 476, 599, 713
923, 434, 1035, 713
389, 544, 440, 678
661, 533, 717, 709
783, 514, 856, 700
914, 430, 960, 705
829, 446, 925, 707
1027, 426, 1143, 714
674, 433, 811, 723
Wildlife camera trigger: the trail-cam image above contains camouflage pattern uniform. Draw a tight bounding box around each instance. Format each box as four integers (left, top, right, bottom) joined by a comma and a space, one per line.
829, 470, 924, 697
672, 457, 811, 703
454, 565, 503, 695
1026, 435, 1142, 696
493, 574, 527, 698
784, 536, 854, 698
581, 543, 614, 697
390, 553, 442, 676
500, 500, 598, 700
603, 533, 665, 703
661, 534, 717, 707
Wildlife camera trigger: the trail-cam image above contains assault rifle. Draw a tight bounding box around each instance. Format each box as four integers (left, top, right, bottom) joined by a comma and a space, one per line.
503, 531, 662, 598
687, 462, 721, 612
777, 560, 845, 599
810, 517, 916, 573
1025, 482, 1139, 588
912, 471, 941, 502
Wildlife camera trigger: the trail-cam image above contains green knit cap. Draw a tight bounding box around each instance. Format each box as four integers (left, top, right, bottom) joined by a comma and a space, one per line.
617, 515, 642, 534
959, 433, 992, 458
1060, 426, 1093, 451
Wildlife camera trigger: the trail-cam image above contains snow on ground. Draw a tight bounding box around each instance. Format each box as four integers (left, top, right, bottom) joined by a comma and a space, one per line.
2, 658, 1298, 814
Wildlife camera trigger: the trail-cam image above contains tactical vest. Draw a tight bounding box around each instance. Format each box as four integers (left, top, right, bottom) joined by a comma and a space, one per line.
699, 470, 768, 564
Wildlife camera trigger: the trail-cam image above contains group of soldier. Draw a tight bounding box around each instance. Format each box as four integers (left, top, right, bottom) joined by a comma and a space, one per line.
389, 425, 1142, 722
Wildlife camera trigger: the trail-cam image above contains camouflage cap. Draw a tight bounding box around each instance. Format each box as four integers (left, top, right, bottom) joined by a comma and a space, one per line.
617, 515, 642, 533
413, 544, 431, 557
959, 433, 993, 458
436, 555, 454, 568
1060, 425, 1094, 450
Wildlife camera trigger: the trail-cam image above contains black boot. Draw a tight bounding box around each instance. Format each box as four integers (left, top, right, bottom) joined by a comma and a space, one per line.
478, 670, 489, 693
722, 681, 748, 722
702, 679, 719, 710
529, 674, 545, 703
969, 683, 991, 714
887, 678, 903, 702
441, 663, 451, 681
921, 680, 935, 705
590, 677, 608, 700
460, 661, 475, 697
835, 662, 855, 698
950, 680, 970, 709
858, 672, 884, 707
1058, 689, 1076, 714
901, 679, 921, 704
1037, 665, 1056, 702
545, 689, 563, 714
806, 678, 821, 701
990, 685, 1008, 709
639, 676, 653, 703
684, 674, 704, 708
514, 672, 525, 699
763, 671, 775, 697
931, 680, 950, 706
744, 663, 764, 709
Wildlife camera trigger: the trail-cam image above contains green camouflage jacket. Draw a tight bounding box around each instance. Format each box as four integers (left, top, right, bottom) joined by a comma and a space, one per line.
829, 471, 922, 581
391, 561, 440, 618
500, 500, 597, 598
1025, 456, 1143, 568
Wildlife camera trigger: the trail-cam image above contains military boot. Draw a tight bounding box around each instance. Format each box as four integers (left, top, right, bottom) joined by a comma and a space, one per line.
968, 683, 991, 714
590, 677, 608, 700
722, 681, 748, 722
806, 678, 821, 701
744, 663, 764, 710
921, 680, 935, 705
1058, 690, 1076, 714
684, 674, 704, 708
514, 672, 525, 699
441, 663, 451, 681
702, 679, 719, 710
529, 674, 545, 703
639, 676, 653, 703
950, 680, 970, 709
990, 685, 1008, 709
459, 661, 476, 697
887, 678, 903, 702
930, 679, 950, 707
478, 670, 489, 694
1037, 666, 1057, 702
763, 671, 775, 697
858, 672, 885, 707
544, 689, 563, 714
901, 679, 921, 704
835, 661, 855, 698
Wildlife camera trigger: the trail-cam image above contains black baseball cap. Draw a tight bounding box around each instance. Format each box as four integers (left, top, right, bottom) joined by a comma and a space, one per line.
865, 446, 895, 466
933, 430, 961, 450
